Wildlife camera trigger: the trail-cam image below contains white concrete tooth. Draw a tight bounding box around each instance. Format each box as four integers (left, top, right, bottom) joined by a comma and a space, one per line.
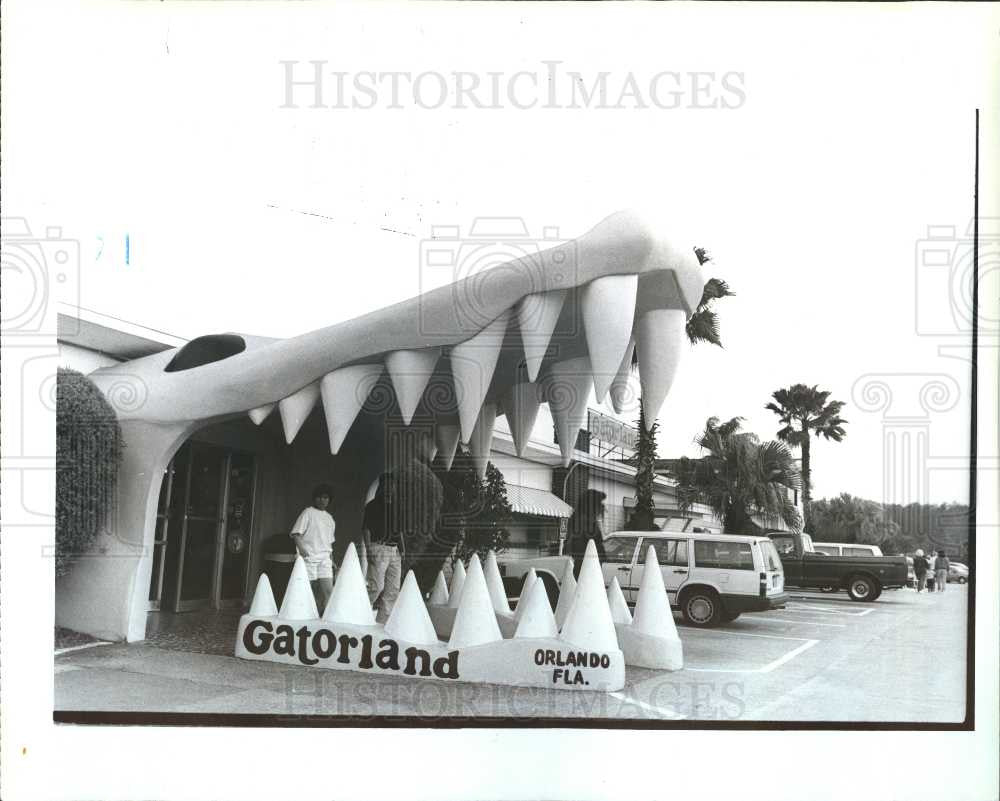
385, 348, 441, 425
278, 555, 319, 620
468, 402, 496, 480
518, 290, 567, 382
451, 311, 510, 442
248, 403, 276, 426
322, 543, 376, 625
385, 571, 440, 645
435, 424, 461, 471
447, 559, 467, 608
607, 576, 633, 625
554, 560, 578, 630
513, 568, 539, 621
635, 308, 686, 431
429, 571, 450, 605
484, 550, 511, 614
320, 364, 383, 454
582, 274, 639, 402
448, 554, 503, 648
544, 356, 592, 467
429, 444, 439, 462
608, 338, 636, 415
500, 380, 541, 458
632, 545, 680, 640
249, 573, 279, 616
278, 382, 320, 444
513, 576, 559, 639
559, 540, 619, 652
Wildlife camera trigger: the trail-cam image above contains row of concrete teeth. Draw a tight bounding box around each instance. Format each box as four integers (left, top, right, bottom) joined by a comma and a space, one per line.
244, 279, 687, 469
249, 540, 679, 652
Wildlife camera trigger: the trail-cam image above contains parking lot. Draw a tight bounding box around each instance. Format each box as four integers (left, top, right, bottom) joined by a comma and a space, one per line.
54, 583, 969, 723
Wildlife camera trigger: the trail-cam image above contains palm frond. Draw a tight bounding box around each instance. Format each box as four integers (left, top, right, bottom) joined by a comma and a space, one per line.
699, 278, 734, 308
686, 308, 721, 347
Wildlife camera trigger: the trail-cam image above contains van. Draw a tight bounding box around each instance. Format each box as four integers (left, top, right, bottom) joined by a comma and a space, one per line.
600, 530, 788, 628
813, 542, 884, 557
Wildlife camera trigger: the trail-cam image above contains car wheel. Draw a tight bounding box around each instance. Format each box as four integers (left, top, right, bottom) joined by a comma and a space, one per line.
847, 575, 877, 602
871, 586, 883, 601
957, 576, 967, 584
721, 610, 741, 623
682, 589, 723, 628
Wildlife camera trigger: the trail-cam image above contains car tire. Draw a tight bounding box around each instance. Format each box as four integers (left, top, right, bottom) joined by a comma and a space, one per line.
957, 576, 967, 584
681, 588, 723, 628
721, 610, 741, 623
871, 586, 883, 601
847, 575, 878, 602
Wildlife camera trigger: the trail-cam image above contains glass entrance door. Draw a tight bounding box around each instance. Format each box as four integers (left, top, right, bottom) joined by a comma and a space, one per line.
150, 441, 257, 612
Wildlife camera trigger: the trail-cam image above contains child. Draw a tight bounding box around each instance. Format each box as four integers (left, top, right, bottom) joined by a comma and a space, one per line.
290, 484, 336, 613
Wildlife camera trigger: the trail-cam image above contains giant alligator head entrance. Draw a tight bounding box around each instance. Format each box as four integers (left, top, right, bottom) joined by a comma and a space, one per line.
57, 210, 703, 642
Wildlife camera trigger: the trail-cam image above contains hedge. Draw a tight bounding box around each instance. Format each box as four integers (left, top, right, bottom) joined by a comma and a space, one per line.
55, 368, 124, 576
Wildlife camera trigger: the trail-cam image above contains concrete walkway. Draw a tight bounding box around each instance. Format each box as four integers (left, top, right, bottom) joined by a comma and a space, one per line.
54, 585, 970, 722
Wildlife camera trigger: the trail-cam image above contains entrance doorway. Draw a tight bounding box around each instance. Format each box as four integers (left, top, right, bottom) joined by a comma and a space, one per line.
148, 441, 257, 612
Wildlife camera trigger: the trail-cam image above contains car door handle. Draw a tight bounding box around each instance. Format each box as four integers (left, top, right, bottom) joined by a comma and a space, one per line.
673, 569, 688, 574
618, 566, 631, 571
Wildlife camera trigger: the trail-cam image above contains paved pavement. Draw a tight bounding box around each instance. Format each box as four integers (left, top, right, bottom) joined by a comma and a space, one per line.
54, 584, 969, 722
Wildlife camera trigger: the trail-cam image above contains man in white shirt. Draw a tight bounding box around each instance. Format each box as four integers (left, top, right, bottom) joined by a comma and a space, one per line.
290, 484, 336, 613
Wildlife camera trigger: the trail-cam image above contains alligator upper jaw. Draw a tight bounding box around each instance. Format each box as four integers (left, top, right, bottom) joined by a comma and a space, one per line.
90, 210, 702, 467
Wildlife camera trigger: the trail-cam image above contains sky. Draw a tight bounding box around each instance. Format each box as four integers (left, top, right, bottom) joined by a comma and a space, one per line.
7, 2, 997, 505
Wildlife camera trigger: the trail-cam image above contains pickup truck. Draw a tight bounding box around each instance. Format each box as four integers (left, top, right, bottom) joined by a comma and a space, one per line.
767, 531, 908, 601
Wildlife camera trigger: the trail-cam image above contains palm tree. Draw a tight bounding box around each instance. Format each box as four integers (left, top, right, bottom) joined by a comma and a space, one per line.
628, 248, 733, 528
765, 384, 848, 515
660, 417, 802, 534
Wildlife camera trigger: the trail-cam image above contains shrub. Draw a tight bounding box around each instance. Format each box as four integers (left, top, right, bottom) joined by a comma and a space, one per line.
443, 452, 512, 565
55, 368, 124, 576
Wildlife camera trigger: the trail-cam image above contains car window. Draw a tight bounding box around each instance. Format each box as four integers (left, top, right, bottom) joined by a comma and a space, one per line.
771, 535, 795, 556
693, 540, 754, 571
643, 539, 689, 567
814, 545, 839, 556
844, 546, 873, 557
603, 536, 639, 564
760, 540, 783, 572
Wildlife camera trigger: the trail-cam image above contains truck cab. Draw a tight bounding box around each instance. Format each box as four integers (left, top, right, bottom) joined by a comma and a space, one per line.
767, 531, 908, 601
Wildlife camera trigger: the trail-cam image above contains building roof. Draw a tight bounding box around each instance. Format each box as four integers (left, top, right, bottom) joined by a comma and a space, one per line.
57, 304, 186, 361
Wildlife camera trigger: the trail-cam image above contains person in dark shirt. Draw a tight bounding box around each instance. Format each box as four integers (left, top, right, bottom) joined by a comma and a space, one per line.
567, 489, 608, 579
364, 472, 400, 623
933, 550, 951, 593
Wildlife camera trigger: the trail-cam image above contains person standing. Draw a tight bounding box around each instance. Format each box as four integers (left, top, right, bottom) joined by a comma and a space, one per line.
393, 431, 444, 595
567, 489, 607, 579
934, 550, 950, 593
290, 484, 337, 613
912, 548, 929, 592
364, 472, 402, 623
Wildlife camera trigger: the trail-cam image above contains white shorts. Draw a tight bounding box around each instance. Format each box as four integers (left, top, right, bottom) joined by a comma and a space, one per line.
304, 557, 334, 581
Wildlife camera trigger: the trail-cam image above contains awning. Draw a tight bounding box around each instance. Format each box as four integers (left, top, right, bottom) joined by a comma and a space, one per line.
505, 484, 574, 519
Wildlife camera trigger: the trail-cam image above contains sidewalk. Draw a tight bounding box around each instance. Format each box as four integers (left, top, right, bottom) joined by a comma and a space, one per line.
54, 585, 971, 721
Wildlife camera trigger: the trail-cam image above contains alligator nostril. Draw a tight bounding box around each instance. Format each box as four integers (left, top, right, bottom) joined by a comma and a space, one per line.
164, 334, 246, 372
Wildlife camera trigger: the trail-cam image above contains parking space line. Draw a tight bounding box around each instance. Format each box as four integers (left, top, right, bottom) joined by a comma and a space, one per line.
752, 617, 846, 628
681, 628, 813, 642
784, 604, 874, 617
758, 639, 819, 673
608, 692, 687, 720
685, 638, 819, 674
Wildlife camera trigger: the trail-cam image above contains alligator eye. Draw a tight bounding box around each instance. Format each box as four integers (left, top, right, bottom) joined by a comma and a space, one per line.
164, 334, 246, 372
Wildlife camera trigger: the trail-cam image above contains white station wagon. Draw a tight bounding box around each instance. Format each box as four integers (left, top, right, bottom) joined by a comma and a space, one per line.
600, 530, 788, 627
500, 530, 788, 628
